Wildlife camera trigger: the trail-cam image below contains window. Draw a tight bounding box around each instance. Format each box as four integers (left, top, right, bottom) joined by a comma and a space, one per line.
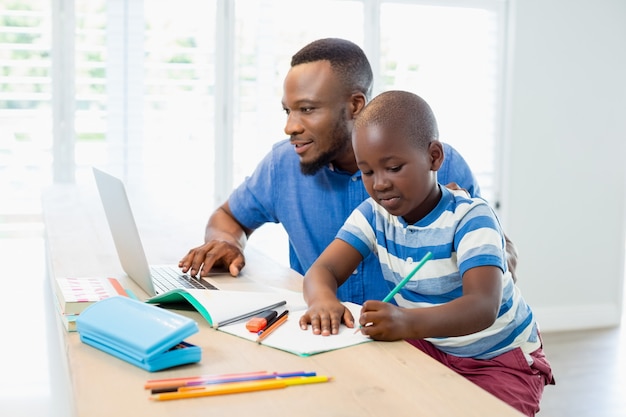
378, 3, 505, 202
74, 0, 217, 215
0, 0, 52, 216
231, 0, 364, 187
1, 0, 506, 229
231, 0, 505, 203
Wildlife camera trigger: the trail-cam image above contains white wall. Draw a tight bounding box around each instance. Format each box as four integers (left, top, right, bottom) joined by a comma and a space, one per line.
502, 0, 626, 331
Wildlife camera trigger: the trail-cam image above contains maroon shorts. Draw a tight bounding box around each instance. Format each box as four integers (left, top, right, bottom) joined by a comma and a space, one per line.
407, 339, 555, 417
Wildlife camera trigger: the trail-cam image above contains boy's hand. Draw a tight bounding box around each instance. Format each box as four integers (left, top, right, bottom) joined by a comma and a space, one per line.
357, 300, 410, 341
299, 299, 355, 336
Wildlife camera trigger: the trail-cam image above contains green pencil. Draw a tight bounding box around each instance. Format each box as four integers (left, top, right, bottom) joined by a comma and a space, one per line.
382, 251, 433, 303
355, 251, 433, 334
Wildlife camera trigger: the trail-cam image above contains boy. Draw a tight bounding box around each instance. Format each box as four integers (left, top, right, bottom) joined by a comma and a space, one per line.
299, 90, 553, 416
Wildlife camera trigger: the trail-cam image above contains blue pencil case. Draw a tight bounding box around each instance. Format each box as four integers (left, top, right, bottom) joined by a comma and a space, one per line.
76, 296, 201, 372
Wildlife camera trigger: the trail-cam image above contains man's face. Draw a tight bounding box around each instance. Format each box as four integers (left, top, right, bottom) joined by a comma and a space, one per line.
282, 60, 353, 175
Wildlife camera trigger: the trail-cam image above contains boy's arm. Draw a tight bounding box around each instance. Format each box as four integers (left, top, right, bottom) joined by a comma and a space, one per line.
359, 265, 502, 341
300, 239, 363, 336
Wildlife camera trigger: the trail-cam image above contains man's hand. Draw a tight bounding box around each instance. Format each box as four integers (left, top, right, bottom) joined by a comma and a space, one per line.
444, 182, 469, 196
180, 201, 251, 277
179, 240, 246, 277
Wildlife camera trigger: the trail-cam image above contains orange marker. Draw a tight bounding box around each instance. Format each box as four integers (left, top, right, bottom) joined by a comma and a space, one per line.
256, 311, 288, 343
245, 310, 278, 332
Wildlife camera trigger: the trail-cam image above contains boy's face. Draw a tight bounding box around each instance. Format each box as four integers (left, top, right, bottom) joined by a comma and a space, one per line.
353, 123, 442, 224
282, 60, 355, 175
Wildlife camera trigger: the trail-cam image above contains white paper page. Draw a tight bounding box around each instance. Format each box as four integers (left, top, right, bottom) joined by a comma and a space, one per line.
218, 302, 372, 356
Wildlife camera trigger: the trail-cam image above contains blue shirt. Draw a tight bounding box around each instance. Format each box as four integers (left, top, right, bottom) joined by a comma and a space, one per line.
337, 187, 540, 359
229, 139, 480, 304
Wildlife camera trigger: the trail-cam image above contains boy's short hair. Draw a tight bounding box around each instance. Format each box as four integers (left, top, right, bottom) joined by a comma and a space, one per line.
355, 90, 439, 149
291, 38, 373, 99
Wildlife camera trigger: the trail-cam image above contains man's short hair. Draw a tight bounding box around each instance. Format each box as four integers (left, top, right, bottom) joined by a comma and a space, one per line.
291, 38, 373, 99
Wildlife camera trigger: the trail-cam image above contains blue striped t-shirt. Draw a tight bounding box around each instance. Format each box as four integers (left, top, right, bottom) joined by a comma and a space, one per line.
336, 186, 540, 360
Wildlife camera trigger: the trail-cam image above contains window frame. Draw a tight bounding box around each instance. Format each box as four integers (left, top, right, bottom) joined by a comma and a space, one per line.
22, 0, 509, 209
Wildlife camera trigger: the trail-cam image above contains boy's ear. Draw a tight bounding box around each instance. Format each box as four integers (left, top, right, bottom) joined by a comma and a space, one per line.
429, 141, 444, 171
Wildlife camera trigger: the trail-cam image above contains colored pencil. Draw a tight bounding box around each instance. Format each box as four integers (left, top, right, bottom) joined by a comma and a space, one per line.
149, 376, 332, 401
178, 372, 317, 391
257, 309, 288, 335
355, 251, 433, 333
255, 311, 289, 343
382, 251, 433, 302
146, 370, 315, 392
145, 370, 268, 390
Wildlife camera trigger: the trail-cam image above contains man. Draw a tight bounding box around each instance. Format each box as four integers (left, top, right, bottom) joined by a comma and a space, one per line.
179, 38, 510, 304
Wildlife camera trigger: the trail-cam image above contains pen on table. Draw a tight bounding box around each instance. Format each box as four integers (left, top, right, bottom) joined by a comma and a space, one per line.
355, 251, 433, 333
149, 375, 333, 401
256, 310, 289, 343
216, 300, 287, 328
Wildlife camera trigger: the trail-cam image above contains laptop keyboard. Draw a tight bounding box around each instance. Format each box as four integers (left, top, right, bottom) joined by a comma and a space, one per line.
150, 266, 218, 293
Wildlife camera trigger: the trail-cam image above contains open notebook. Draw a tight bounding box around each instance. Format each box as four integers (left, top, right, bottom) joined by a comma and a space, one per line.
147, 287, 371, 356
146, 288, 292, 329
215, 292, 372, 356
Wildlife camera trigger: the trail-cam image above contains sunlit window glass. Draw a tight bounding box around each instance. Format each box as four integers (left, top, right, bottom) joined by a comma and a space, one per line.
141, 0, 215, 203
232, 0, 364, 185
380, 3, 501, 202
0, 0, 52, 214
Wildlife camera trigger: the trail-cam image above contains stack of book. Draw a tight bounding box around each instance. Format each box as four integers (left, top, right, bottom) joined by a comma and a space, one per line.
51, 276, 128, 331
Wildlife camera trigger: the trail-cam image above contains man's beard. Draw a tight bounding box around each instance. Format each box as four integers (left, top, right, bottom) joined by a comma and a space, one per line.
299, 116, 351, 176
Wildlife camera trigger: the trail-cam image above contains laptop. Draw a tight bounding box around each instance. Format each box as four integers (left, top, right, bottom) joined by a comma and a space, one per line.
92, 167, 259, 296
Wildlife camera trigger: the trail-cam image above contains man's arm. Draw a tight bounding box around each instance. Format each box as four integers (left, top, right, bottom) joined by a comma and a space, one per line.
204, 202, 251, 247
444, 181, 518, 283
179, 201, 254, 277
504, 233, 518, 283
